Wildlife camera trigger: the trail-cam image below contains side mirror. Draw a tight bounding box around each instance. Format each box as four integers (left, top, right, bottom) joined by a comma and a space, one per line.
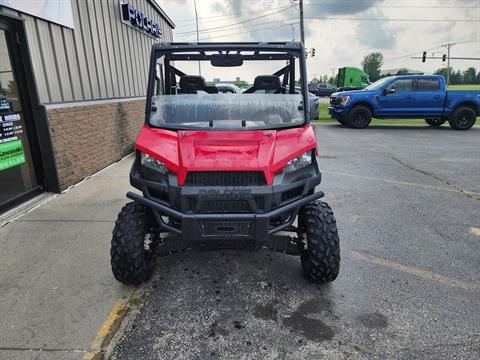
383, 84, 396, 95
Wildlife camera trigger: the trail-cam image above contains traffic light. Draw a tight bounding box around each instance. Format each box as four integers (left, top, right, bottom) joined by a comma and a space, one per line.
442, 54, 446, 62
422, 51, 427, 62
311, 48, 316, 57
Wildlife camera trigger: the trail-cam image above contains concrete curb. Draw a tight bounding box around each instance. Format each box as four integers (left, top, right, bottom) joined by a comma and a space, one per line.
83, 289, 142, 360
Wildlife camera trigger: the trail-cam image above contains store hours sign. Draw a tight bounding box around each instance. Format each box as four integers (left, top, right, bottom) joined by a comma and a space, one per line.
0, 113, 25, 171
120, 1, 163, 39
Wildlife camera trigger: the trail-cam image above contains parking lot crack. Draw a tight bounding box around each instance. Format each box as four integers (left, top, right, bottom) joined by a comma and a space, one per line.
392, 157, 480, 201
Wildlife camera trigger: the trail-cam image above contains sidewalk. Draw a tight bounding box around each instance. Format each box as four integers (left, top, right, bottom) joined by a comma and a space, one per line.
0, 155, 135, 360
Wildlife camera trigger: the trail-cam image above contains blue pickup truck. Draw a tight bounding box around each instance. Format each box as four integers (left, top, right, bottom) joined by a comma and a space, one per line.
328, 75, 480, 130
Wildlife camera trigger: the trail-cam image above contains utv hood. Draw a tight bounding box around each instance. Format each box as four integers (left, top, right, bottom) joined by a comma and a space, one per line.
135, 125, 317, 185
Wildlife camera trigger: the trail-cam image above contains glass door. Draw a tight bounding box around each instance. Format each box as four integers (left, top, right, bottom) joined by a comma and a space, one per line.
0, 26, 41, 210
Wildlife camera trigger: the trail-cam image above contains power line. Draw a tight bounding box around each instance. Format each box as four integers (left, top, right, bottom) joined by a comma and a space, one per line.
304, 16, 480, 22
174, 5, 295, 24
179, 22, 300, 42
384, 39, 480, 63
175, 18, 299, 38
303, 2, 480, 9
176, 13, 479, 39
174, 6, 294, 35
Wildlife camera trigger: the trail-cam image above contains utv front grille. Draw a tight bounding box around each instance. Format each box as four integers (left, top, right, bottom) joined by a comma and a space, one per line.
200, 200, 251, 213
185, 171, 266, 186
185, 197, 266, 213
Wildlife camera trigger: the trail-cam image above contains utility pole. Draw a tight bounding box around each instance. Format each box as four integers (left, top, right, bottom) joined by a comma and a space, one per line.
442, 43, 455, 86
193, 0, 201, 75
299, 0, 305, 46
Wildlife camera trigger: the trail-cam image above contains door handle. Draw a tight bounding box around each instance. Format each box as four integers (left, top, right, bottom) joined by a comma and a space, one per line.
433, 95, 441, 99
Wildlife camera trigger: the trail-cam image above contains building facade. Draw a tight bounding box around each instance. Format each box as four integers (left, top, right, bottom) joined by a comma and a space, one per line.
0, 0, 174, 212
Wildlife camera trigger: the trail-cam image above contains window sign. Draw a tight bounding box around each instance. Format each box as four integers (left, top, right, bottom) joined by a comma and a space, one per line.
0, 113, 23, 144
0, 139, 26, 171
0, 96, 11, 112
120, 1, 163, 39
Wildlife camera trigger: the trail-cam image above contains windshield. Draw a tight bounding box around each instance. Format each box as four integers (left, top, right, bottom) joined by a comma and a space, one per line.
364, 77, 391, 90
147, 44, 307, 130
150, 93, 304, 130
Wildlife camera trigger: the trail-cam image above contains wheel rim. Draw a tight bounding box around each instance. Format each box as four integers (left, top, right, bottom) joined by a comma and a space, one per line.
352, 112, 367, 127
143, 220, 159, 265
143, 233, 155, 263
457, 111, 474, 129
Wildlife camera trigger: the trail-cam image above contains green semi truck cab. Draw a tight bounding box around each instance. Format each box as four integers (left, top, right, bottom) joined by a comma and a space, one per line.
337, 67, 370, 91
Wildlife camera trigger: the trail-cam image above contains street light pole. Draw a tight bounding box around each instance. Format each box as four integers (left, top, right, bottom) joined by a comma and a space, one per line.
299, 0, 305, 46
442, 43, 455, 86
193, 0, 201, 75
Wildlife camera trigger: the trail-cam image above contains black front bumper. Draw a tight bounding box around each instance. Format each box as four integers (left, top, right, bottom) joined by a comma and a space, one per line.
128, 156, 322, 245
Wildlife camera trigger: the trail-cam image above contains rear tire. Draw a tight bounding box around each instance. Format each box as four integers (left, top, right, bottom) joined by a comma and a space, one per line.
425, 118, 446, 127
111, 202, 157, 285
448, 106, 477, 130
347, 106, 372, 129
299, 202, 340, 283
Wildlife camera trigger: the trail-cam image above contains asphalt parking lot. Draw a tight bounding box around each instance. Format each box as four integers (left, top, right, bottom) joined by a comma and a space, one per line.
110, 124, 480, 360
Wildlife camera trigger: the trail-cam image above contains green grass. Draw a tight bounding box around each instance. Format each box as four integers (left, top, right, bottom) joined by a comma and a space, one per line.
129, 296, 143, 306
448, 84, 480, 90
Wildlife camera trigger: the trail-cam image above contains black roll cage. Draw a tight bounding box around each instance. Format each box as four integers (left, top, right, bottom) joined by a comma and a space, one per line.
145, 42, 310, 126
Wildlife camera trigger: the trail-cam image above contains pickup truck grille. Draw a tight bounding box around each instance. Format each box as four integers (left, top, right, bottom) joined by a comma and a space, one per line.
185, 171, 266, 186
330, 96, 339, 105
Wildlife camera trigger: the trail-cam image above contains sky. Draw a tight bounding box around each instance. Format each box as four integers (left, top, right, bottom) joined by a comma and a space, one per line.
157, 0, 480, 82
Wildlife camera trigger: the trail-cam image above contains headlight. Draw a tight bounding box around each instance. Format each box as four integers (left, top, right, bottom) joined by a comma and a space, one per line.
284, 151, 313, 172
339, 95, 350, 106
140, 152, 167, 173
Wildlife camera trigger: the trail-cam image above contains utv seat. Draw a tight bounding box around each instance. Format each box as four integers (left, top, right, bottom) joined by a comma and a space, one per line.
243, 75, 284, 94
179, 75, 206, 94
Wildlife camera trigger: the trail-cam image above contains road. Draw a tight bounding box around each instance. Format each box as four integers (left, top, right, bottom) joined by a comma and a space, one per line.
110, 124, 480, 360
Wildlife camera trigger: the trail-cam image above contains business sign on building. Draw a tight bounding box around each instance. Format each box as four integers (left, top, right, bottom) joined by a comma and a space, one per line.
0, 0, 74, 28
120, 1, 163, 39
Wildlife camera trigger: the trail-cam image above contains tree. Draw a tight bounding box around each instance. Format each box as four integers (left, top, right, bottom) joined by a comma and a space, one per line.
450, 70, 463, 85
434, 67, 450, 82
463, 67, 477, 84
361, 52, 383, 82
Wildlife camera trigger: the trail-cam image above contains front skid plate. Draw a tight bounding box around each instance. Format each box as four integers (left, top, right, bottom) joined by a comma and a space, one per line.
155, 234, 303, 256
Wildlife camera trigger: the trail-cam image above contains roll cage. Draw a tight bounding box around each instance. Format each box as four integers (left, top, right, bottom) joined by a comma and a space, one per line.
145, 42, 310, 125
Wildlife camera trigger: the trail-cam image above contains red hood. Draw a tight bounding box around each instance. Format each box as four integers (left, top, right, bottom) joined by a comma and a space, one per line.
135, 125, 317, 185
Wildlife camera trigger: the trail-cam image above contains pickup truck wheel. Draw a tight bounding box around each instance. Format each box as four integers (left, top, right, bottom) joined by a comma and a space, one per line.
347, 106, 372, 129
449, 107, 477, 130
299, 201, 340, 283
425, 118, 446, 127
111, 202, 157, 285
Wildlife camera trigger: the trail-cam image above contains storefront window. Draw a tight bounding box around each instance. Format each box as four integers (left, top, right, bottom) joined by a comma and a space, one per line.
0, 29, 40, 208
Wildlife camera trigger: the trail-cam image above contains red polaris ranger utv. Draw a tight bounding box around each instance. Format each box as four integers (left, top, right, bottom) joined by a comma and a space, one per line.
111, 42, 340, 285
